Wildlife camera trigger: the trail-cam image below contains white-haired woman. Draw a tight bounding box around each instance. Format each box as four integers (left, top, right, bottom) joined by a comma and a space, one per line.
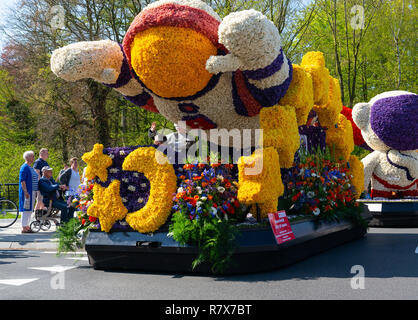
18, 151, 38, 233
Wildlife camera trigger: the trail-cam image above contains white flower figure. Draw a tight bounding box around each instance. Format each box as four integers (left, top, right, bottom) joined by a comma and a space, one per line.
200, 196, 208, 201
128, 185, 136, 192
138, 198, 144, 203
218, 186, 226, 193
177, 187, 184, 193
313, 208, 321, 216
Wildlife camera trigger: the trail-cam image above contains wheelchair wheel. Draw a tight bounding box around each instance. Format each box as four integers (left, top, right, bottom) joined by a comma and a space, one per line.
0, 199, 19, 228
30, 221, 41, 233
40, 220, 51, 231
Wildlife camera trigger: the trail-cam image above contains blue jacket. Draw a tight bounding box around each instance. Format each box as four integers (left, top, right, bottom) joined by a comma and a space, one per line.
38, 177, 60, 206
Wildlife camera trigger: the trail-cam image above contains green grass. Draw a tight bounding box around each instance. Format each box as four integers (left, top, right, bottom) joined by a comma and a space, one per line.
0, 211, 20, 219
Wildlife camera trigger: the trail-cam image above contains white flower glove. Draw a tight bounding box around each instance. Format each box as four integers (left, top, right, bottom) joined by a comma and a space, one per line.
51, 40, 124, 84
206, 9, 282, 74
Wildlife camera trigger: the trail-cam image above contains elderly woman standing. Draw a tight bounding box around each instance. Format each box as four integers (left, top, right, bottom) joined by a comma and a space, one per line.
19, 151, 39, 233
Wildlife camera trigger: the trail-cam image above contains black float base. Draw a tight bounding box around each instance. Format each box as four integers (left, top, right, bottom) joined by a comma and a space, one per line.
358, 199, 418, 228
85, 211, 371, 275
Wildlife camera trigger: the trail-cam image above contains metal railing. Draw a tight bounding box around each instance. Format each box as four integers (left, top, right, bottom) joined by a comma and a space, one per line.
0, 183, 19, 204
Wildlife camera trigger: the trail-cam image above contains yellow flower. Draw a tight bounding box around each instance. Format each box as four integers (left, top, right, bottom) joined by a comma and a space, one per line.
81, 144, 113, 182
259, 105, 300, 168
301, 51, 330, 106
348, 155, 364, 199
326, 114, 355, 161
130, 26, 217, 98
122, 147, 177, 233
87, 181, 128, 232
313, 76, 343, 128
279, 64, 314, 126
237, 147, 284, 207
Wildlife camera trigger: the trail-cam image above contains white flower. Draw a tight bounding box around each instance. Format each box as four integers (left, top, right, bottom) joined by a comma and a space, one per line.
307, 191, 315, 198
217, 187, 225, 193
138, 198, 144, 203
133, 172, 139, 177
196, 201, 203, 207
200, 196, 207, 201
120, 150, 126, 155
128, 185, 136, 192
217, 175, 224, 182
141, 183, 147, 188
122, 178, 129, 183
312, 173, 317, 177
121, 198, 128, 203
313, 208, 321, 216
109, 168, 119, 173
177, 187, 184, 193
196, 186, 202, 194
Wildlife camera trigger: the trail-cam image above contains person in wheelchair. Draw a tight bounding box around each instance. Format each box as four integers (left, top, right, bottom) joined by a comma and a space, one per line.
38, 166, 75, 224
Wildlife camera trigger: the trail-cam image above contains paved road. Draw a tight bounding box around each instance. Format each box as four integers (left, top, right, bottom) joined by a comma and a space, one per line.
0, 227, 417, 301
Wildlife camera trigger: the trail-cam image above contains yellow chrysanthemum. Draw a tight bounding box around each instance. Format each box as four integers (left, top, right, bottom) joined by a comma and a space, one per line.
130, 26, 217, 98
301, 51, 330, 106
122, 147, 177, 233
87, 180, 128, 232
260, 105, 300, 168
326, 114, 355, 161
313, 76, 343, 128
348, 155, 364, 199
279, 64, 314, 126
237, 147, 284, 206
81, 144, 113, 182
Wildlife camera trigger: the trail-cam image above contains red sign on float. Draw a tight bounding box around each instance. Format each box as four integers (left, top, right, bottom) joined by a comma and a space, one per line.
268, 211, 295, 245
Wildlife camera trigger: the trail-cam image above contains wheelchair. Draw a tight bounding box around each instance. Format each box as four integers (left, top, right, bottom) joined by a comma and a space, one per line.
30, 200, 61, 232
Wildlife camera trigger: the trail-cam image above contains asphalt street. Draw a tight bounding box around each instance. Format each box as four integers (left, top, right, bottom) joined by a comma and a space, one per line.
0, 227, 417, 300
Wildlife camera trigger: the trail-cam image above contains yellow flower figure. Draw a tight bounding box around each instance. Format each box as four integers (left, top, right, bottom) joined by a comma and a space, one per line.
238, 147, 283, 218
81, 144, 113, 182
326, 114, 355, 161
122, 147, 177, 233
313, 76, 343, 128
260, 105, 300, 168
301, 51, 330, 106
348, 155, 364, 199
87, 181, 128, 232
279, 64, 314, 126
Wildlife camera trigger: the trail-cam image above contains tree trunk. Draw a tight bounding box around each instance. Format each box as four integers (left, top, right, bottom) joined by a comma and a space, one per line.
86, 80, 112, 147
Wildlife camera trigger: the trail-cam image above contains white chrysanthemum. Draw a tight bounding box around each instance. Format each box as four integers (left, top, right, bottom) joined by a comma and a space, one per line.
128, 185, 136, 191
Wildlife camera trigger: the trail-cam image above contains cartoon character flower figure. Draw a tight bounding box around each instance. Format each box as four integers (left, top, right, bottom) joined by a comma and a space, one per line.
352, 91, 418, 199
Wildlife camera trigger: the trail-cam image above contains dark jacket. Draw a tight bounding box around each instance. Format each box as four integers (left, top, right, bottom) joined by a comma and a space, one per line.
58, 168, 72, 186
38, 177, 60, 206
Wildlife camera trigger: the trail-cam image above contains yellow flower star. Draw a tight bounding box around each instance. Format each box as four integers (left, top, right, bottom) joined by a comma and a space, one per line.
81, 144, 113, 182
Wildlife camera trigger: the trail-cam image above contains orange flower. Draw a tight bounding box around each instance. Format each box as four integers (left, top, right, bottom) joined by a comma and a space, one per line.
179, 175, 186, 180
208, 195, 213, 200
193, 176, 202, 181
194, 195, 199, 201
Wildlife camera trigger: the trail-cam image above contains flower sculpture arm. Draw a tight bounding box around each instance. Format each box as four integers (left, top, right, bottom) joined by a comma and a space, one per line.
50, 40, 157, 112
206, 9, 293, 109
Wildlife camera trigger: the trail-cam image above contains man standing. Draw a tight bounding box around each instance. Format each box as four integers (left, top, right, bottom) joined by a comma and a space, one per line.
33, 148, 49, 211
38, 166, 74, 224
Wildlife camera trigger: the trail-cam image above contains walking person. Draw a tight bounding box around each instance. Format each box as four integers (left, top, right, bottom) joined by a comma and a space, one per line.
33, 148, 49, 211
18, 151, 38, 233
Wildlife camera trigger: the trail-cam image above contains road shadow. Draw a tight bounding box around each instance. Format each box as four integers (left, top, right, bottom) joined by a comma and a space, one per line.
0, 250, 40, 265
214, 232, 418, 282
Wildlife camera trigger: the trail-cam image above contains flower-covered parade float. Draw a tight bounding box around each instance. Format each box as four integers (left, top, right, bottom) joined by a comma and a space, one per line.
51, 0, 373, 274
352, 91, 418, 227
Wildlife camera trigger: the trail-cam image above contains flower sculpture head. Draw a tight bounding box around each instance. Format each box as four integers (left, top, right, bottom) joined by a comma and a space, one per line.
352, 91, 418, 152
122, 0, 224, 98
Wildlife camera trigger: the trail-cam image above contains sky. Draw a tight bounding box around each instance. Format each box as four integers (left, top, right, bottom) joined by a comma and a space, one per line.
0, 0, 18, 50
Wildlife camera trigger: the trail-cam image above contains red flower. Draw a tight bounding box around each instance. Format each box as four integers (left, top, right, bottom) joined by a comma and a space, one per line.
88, 216, 97, 223
81, 219, 86, 225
